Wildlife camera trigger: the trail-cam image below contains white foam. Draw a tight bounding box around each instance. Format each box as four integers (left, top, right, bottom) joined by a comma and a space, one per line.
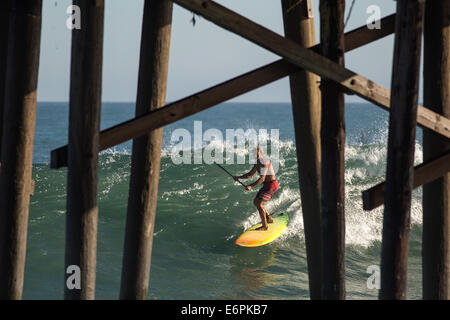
236, 140, 425, 249
98, 136, 425, 249
100, 146, 131, 157
160, 182, 204, 199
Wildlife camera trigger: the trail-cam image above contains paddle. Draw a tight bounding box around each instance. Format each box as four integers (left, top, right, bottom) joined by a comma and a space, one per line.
214, 162, 247, 188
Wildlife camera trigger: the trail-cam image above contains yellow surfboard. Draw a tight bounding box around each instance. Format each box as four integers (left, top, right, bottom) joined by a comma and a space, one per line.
235, 213, 289, 247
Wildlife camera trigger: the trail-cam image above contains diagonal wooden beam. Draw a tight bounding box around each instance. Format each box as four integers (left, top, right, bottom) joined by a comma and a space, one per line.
170, 0, 450, 140
362, 150, 450, 211
50, 59, 294, 168
50, 14, 396, 168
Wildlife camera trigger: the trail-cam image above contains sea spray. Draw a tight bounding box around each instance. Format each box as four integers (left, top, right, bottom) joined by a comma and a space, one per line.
26, 102, 423, 299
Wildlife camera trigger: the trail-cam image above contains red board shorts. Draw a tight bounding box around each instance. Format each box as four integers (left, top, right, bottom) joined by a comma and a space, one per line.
257, 181, 279, 201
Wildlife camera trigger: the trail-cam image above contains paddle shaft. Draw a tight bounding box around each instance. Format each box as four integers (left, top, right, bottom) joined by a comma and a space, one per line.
214, 163, 246, 188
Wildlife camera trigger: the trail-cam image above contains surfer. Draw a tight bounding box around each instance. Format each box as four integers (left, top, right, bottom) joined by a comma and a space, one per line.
233, 146, 279, 231
360, 130, 367, 144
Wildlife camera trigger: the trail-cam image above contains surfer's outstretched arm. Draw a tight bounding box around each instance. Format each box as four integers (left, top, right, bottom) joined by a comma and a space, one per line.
245, 161, 269, 190
233, 165, 257, 180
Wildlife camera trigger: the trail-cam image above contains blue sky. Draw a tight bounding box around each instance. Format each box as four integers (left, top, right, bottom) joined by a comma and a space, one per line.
38, 0, 410, 103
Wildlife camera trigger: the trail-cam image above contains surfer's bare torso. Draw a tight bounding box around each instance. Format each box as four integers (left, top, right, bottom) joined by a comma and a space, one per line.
255, 157, 276, 182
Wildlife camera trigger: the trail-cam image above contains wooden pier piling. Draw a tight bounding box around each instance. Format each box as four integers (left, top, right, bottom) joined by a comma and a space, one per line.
0, 0, 12, 160
380, 0, 424, 300
0, 0, 42, 300
64, 0, 104, 300
422, 0, 450, 300
319, 0, 346, 300
120, 0, 173, 300
281, 0, 322, 300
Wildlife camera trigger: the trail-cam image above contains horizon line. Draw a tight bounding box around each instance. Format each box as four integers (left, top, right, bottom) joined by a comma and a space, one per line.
36, 100, 375, 105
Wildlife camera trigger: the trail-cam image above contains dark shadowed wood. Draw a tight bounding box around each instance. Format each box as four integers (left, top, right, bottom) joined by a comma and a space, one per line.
0, 1, 35, 196
64, 0, 104, 300
380, 0, 424, 300
0, 0, 12, 159
281, 0, 322, 300
0, 0, 42, 300
50, 14, 398, 169
422, 0, 450, 300
120, 0, 173, 300
319, 0, 346, 300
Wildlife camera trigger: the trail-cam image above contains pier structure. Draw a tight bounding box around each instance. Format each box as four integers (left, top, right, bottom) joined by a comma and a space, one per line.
0, 0, 448, 300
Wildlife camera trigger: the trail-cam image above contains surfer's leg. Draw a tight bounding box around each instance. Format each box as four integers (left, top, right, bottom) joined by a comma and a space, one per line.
261, 202, 273, 223
256, 182, 277, 224
259, 198, 273, 224
253, 197, 268, 231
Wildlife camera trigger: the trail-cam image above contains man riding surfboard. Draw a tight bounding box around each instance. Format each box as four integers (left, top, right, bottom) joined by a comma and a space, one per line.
233, 146, 279, 231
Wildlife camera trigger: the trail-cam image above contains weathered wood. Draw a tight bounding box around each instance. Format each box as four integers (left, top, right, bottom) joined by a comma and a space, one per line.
50, 14, 398, 169
0, 0, 42, 300
169, 0, 450, 139
30, 179, 35, 196
0, 0, 12, 159
64, 0, 104, 300
362, 150, 450, 211
422, 0, 450, 300
281, 0, 322, 300
120, 0, 173, 300
0, 0, 35, 199
380, 0, 424, 300
344, 14, 395, 52
319, 0, 346, 300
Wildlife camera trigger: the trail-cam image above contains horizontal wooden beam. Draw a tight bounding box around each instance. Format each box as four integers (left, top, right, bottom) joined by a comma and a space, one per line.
51, 60, 293, 168
171, 0, 450, 139
344, 13, 395, 52
362, 150, 450, 211
50, 14, 396, 169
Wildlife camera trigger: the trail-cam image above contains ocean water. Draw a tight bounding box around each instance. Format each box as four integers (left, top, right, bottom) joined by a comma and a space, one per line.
24, 102, 424, 299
